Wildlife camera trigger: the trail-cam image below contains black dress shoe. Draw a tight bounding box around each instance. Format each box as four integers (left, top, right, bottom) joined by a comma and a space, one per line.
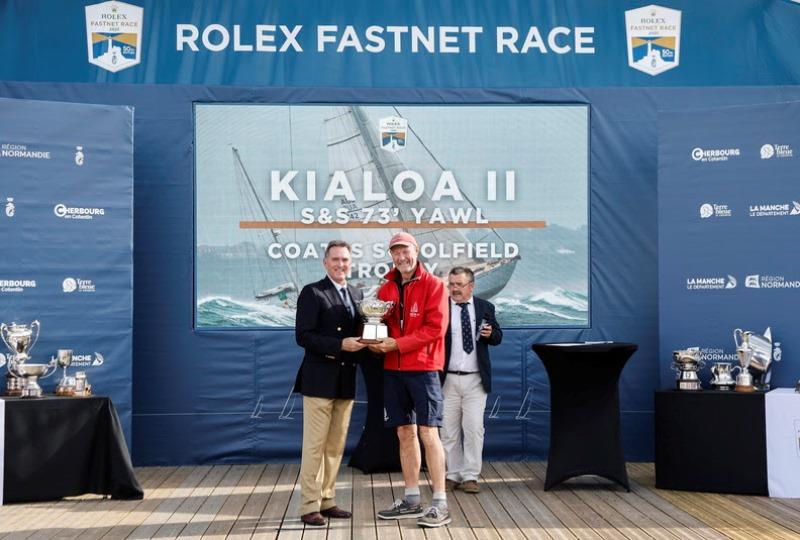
321, 506, 352, 519
301, 512, 327, 526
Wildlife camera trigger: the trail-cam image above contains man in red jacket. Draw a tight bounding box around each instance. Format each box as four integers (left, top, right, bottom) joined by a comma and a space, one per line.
369, 231, 451, 528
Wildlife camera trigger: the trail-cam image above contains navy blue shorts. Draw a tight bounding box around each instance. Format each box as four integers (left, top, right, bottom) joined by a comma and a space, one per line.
383, 370, 444, 428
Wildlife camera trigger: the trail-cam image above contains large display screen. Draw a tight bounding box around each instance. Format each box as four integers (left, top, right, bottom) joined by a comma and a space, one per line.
195, 104, 589, 328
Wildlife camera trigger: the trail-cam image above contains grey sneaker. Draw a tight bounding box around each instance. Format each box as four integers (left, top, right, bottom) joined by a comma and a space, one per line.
377, 499, 424, 520
417, 506, 452, 528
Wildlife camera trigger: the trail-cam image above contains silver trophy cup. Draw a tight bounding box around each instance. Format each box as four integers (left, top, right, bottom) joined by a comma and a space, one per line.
357, 297, 395, 344
735, 344, 755, 392
1, 320, 41, 363
710, 362, 738, 390
1, 320, 56, 398
672, 347, 703, 390
55, 349, 74, 396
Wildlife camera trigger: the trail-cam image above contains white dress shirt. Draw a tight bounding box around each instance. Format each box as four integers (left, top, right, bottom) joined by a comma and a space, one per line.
449, 298, 479, 372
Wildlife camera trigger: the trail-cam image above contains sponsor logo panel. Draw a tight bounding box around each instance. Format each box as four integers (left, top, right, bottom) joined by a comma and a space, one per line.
760, 143, 793, 160
50, 351, 105, 368
1, 143, 51, 160
749, 200, 800, 217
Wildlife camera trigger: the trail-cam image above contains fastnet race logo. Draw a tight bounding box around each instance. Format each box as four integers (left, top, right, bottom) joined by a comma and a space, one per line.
54, 203, 106, 220
85, 1, 143, 72
699, 203, 731, 218
691, 147, 740, 163
760, 143, 793, 160
748, 200, 800, 217
745, 274, 800, 289
625, 5, 681, 76
686, 275, 737, 290
379, 116, 407, 153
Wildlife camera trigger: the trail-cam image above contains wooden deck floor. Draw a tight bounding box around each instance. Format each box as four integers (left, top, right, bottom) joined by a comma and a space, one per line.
1, 462, 800, 539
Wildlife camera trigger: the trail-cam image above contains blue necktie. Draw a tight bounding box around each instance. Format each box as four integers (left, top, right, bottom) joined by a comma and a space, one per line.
340, 288, 353, 318
459, 303, 474, 354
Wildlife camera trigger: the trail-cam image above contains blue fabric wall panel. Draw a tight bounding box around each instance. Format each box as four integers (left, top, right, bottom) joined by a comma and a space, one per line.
4, 83, 800, 465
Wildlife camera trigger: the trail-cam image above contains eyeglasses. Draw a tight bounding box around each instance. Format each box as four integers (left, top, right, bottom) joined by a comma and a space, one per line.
447, 282, 473, 288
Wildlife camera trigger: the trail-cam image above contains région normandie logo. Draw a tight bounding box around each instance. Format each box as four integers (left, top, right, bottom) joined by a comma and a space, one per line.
85, 1, 143, 73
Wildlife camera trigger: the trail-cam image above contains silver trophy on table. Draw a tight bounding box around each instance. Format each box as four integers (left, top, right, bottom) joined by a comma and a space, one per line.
356, 297, 394, 343
0, 320, 57, 398
734, 327, 774, 391
672, 347, 703, 390
710, 362, 737, 391
55, 349, 74, 396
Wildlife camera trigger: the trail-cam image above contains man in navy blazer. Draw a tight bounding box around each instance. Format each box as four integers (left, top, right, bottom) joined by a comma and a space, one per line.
294, 240, 367, 526
441, 266, 502, 494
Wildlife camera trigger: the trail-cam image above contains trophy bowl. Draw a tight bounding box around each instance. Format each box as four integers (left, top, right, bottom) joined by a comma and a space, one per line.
357, 297, 395, 344
735, 346, 755, 392
10, 360, 57, 398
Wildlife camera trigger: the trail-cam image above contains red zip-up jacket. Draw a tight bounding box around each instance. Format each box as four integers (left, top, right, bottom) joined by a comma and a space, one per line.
377, 263, 448, 372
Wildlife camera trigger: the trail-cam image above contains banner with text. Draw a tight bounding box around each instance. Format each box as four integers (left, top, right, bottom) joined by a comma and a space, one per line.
195, 104, 589, 328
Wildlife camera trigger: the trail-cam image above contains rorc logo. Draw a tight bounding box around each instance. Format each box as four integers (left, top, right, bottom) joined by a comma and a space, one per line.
54, 203, 105, 220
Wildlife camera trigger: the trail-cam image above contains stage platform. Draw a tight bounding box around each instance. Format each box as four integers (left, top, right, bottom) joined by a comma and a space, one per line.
1, 462, 799, 539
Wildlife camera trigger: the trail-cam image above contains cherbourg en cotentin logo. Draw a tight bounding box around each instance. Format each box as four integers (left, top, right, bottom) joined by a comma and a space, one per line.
85, 1, 143, 73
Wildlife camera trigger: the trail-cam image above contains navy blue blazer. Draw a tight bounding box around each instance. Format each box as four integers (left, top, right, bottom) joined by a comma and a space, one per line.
443, 296, 502, 394
293, 276, 365, 399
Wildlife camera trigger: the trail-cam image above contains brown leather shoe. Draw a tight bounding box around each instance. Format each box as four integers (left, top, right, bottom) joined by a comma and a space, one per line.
461, 480, 480, 493
301, 512, 327, 526
445, 479, 460, 492
321, 506, 352, 519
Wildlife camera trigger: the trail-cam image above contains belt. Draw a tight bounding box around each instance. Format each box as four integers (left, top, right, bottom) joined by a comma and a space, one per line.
447, 371, 479, 375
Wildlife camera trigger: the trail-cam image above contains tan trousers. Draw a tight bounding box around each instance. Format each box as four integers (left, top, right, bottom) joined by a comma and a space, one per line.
299, 396, 354, 515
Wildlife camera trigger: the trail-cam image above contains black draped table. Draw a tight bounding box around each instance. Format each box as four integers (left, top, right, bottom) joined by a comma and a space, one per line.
655, 390, 767, 495
533, 342, 637, 491
1, 396, 143, 504
348, 359, 401, 473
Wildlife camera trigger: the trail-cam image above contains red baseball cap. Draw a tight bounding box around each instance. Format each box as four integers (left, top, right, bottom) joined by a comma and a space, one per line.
388, 231, 417, 249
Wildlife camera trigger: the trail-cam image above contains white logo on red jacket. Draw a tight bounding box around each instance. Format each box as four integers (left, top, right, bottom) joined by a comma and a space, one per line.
409, 302, 420, 317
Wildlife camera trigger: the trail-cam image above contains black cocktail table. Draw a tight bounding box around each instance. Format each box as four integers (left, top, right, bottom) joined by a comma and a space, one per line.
533, 342, 637, 491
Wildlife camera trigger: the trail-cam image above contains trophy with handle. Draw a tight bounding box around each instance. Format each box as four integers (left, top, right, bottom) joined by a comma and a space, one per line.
734, 329, 755, 392
1, 320, 56, 398
357, 297, 394, 343
55, 349, 74, 396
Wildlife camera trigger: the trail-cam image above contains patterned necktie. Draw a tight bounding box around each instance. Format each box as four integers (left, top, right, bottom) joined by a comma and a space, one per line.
459, 302, 474, 354
340, 287, 353, 318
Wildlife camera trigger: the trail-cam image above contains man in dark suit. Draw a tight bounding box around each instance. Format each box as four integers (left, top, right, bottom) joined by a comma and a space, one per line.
294, 240, 367, 526
441, 266, 503, 494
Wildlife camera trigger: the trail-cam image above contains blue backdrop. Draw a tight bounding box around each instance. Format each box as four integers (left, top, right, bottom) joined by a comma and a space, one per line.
1, 0, 799, 465
0, 97, 134, 444
658, 101, 800, 390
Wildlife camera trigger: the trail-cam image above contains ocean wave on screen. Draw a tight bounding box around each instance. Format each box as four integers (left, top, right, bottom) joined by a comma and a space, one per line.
493, 288, 588, 324
197, 296, 296, 327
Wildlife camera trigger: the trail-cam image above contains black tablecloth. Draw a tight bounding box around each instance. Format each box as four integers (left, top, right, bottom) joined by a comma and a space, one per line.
533, 342, 637, 491
2, 396, 143, 504
348, 359, 401, 473
655, 390, 767, 495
